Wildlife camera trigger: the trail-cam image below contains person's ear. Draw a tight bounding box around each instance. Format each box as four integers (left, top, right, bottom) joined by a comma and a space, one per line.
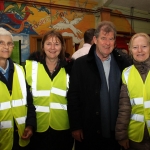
93, 36, 97, 44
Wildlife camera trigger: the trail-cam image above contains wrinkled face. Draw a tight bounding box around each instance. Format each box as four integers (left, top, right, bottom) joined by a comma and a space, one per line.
131, 36, 150, 62
93, 30, 115, 61
0, 35, 14, 60
44, 37, 62, 60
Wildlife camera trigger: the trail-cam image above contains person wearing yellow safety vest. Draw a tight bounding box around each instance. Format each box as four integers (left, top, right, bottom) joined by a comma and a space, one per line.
25, 30, 74, 150
115, 33, 150, 150
0, 28, 36, 150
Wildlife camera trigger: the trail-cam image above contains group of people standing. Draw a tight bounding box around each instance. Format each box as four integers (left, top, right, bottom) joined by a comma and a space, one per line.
0, 20, 150, 150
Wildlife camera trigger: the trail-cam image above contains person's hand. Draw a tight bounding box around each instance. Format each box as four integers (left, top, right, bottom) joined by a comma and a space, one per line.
72, 129, 84, 142
118, 139, 129, 149
21, 126, 33, 140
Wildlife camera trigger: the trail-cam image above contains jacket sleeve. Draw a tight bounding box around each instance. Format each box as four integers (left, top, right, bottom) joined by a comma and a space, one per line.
113, 48, 133, 72
67, 60, 82, 132
28, 51, 43, 62
115, 84, 131, 141
25, 82, 37, 131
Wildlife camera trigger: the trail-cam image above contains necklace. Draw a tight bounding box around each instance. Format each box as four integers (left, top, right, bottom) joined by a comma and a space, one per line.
48, 64, 57, 74
46, 58, 60, 74
47, 61, 58, 74
49, 68, 56, 74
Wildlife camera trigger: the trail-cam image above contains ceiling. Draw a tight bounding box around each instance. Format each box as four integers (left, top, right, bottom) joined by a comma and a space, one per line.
103, 0, 150, 13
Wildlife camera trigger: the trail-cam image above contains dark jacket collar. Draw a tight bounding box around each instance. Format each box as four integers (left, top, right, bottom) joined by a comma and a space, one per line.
8, 58, 15, 72
28, 51, 74, 75
28, 51, 68, 68
86, 44, 96, 62
0, 58, 14, 91
86, 44, 132, 72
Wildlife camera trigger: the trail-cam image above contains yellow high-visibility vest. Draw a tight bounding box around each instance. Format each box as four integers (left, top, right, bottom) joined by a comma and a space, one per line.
0, 64, 29, 150
122, 65, 150, 142
25, 60, 70, 132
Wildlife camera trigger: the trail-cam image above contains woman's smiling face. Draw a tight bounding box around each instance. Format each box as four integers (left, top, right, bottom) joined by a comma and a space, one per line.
131, 36, 150, 62
44, 37, 62, 60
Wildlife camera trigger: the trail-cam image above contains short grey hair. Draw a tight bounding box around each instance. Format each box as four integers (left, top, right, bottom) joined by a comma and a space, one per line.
0, 27, 13, 40
94, 21, 117, 39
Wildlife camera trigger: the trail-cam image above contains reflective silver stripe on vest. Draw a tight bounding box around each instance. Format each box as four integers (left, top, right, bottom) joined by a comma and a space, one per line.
144, 101, 150, 108
0, 65, 26, 110
0, 121, 12, 129
12, 99, 26, 107
16, 116, 26, 125
51, 87, 67, 97
35, 103, 67, 112
32, 61, 68, 97
147, 120, 150, 127
124, 66, 132, 84
35, 105, 50, 112
13, 64, 27, 106
33, 90, 50, 97
66, 74, 69, 89
131, 114, 144, 122
0, 101, 11, 110
50, 102, 67, 110
32, 61, 50, 97
130, 97, 143, 106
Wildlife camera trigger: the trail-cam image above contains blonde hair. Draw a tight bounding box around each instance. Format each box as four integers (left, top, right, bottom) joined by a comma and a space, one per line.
128, 33, 150, 55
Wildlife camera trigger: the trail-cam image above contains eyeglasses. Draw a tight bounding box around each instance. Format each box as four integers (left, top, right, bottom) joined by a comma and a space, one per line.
0, 41, 14, 48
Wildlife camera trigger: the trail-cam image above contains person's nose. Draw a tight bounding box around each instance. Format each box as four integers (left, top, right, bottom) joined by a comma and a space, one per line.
138, 46, 142, 52
105, 39, 110, 45
51, 44, 55, 49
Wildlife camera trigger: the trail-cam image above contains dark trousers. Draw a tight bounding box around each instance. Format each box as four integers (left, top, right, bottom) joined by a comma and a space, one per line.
12, 130, 30, 150
29, 127, 74, 150
75, 132, 120, 150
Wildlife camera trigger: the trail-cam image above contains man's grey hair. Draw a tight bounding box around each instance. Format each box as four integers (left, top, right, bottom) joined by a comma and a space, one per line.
0, 27, 13, 40
94, 21, 117, 39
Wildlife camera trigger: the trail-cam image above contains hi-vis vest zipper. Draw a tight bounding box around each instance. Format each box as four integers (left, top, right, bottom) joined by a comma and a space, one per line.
123, 65, 150, 142
0, 63, 29, 150
25, 60, 70, 132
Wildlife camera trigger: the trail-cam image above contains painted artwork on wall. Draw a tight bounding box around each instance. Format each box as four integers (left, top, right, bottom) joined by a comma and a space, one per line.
0, 0, 98, 59
0, 1, 37, 34
0, 0, 97, 47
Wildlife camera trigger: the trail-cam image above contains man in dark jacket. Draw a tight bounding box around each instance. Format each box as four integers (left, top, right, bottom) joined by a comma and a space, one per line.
67, 21, 132, 150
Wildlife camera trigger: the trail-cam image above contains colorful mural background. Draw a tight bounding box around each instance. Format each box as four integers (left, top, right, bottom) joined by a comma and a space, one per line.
0, 0, 149, 62
0, 0, 97, 62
